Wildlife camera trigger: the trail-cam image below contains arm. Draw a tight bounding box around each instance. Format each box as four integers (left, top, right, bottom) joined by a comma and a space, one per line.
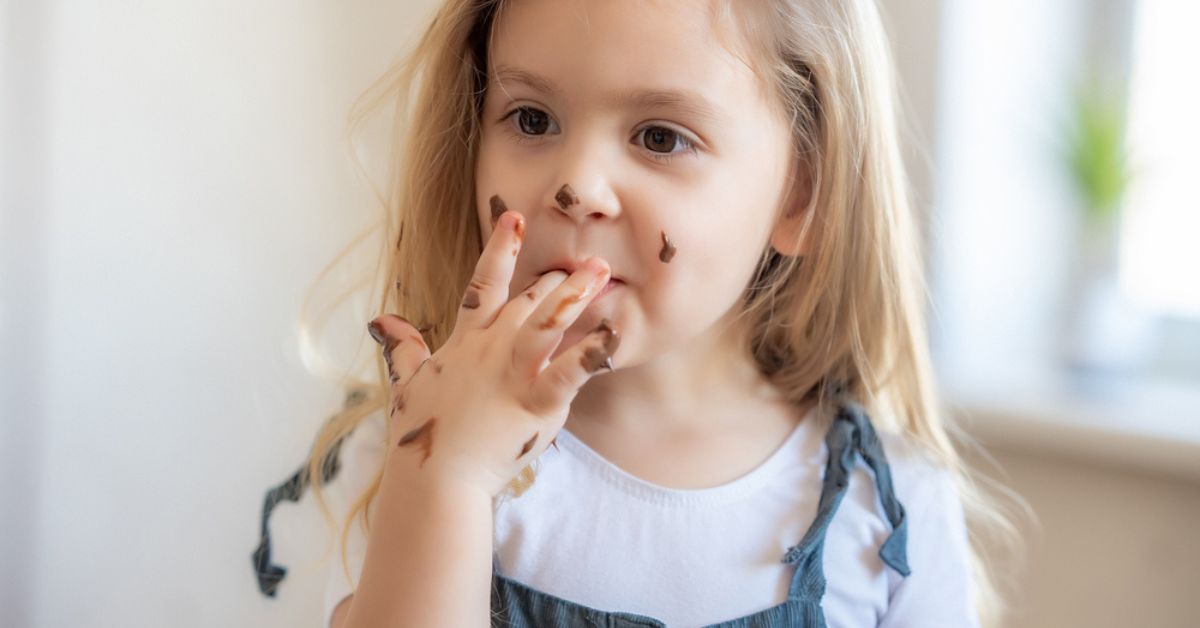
330, 595, 352, 628
342, 466, 494, 628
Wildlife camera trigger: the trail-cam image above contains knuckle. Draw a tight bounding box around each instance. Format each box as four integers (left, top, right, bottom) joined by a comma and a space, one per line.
546, 365, 576, 391
468, 275, 497, 291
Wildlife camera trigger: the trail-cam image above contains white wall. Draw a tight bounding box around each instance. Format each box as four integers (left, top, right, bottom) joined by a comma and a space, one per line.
2, 2, 437, 626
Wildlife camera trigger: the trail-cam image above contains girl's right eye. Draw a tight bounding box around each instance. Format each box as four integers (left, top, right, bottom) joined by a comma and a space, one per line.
498, 106, 560, 138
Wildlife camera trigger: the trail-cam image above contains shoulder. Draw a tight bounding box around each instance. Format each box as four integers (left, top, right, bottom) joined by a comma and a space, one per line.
877, 429, 961, 513
873, 429, 980, 627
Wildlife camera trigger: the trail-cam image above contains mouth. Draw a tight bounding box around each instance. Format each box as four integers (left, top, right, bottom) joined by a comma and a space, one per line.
540, 258, 624, 283
539, 259, 625, 302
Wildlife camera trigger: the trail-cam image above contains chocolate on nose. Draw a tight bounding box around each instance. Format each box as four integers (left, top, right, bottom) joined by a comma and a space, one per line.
555, 183, 580, 210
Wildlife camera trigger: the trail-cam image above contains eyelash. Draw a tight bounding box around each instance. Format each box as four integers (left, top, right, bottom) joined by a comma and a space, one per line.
496, 106, 697, 164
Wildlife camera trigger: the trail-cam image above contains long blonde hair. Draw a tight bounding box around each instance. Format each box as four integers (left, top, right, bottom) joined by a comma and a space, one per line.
299, 0, 1026, 624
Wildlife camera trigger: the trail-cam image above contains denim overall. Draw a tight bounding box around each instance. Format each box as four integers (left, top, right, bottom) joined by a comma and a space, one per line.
488, 401, 912, 627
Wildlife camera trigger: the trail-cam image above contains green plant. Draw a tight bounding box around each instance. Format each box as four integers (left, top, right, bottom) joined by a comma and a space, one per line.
1060, 77, 1134, 226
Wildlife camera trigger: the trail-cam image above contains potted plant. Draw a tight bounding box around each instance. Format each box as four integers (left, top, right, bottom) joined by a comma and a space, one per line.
1057, 75, 1152, 378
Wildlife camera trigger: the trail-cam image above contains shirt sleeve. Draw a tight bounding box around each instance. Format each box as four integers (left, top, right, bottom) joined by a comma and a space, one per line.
321, 411, 388, 628
877, 456, 980, 628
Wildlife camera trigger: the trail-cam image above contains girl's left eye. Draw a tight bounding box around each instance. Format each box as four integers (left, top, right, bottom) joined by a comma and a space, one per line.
634, 126, 696, 163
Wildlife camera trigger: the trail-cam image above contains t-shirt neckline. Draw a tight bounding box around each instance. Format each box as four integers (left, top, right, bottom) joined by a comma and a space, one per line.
553, 405, 818, 507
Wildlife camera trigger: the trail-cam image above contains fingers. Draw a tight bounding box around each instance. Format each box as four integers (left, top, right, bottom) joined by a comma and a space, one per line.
367, 314, 432, 415
491, 269, 570, 332
511, 257, 610, 376
526, 318, 620, 415
454, 204, 525, 333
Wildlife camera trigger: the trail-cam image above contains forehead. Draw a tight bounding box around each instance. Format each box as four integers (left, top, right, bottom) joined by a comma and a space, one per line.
488, 0, 770, 119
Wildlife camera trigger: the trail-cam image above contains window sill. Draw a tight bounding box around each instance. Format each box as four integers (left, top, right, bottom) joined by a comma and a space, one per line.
943, 370, 1200, 482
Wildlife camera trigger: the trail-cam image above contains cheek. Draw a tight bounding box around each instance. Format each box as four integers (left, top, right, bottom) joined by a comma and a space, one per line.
474, 139, 522, 234
641, 208, 768, 317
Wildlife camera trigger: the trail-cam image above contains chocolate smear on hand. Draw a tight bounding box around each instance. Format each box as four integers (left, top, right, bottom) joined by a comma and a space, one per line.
397, 417, 437, 467
555, 184, 580, 210
659, 231, 677, 263
580, 318, 621, 373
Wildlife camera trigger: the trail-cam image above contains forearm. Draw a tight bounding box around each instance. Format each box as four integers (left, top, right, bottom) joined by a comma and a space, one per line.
343, 462, 494, 628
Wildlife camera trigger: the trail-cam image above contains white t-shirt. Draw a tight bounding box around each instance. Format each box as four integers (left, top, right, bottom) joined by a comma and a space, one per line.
322, 406, 978, 627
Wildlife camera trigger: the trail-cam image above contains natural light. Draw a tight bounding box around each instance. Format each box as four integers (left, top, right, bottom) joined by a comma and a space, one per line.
1119, 1, 1200, 318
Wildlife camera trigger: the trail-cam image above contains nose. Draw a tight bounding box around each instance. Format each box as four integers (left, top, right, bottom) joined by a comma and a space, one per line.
545, 152, 621, 223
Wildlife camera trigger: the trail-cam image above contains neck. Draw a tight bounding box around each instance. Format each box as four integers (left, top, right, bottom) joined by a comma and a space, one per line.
567, 309, 789, 436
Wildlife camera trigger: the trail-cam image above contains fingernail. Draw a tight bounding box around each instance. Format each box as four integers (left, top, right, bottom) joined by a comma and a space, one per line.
367, 319, 386, 346
512, 213, 525, 240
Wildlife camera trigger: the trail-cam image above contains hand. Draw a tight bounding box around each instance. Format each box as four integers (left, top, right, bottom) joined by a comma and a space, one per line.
367, 209, 619, 497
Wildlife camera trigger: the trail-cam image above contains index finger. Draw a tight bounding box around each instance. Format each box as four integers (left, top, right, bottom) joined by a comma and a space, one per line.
454, 196, 524, 333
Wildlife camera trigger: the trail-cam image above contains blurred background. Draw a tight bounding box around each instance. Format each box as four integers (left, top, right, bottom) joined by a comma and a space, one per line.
2, 0, 1197, 626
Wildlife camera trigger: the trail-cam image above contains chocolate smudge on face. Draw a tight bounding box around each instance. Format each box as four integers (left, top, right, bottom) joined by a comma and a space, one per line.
516, 432, 539, 460
490, 194, 508, 224
554, 184, 580, 210
397, 417, 436, 467
659, 231, 677, 263
432, 360, 443, 375
580, 318, 621, 373
461, 289, 481, 309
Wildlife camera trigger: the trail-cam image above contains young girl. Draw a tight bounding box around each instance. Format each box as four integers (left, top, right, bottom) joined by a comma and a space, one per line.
253, 0, 1016, 625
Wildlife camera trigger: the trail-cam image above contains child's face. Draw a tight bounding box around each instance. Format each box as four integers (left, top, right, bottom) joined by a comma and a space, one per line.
475, 0, 803, 368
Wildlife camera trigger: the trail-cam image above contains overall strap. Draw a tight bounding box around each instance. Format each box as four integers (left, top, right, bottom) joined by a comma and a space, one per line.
780, 400, 911, 602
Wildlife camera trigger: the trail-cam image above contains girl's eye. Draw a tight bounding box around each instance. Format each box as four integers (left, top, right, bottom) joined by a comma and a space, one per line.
634, 125, 696, 163
500, 106, 558, 137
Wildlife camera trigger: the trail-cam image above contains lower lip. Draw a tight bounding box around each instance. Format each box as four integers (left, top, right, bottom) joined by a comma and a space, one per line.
595, 278, 623, 300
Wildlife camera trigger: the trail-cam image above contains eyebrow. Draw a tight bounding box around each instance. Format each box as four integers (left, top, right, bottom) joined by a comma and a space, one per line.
492, 65, 725, 124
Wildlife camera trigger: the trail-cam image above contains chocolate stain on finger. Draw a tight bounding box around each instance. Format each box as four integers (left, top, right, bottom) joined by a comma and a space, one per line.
538, 291, 586, 330
555, 184, 580, 210
397, 417, 437, 467
368, 320, 405, 382
659, 230, 677, 263
516, 432, 539, 460
580, 318, 621, 373
461, 289, 481, 309
490, 194, 508, 225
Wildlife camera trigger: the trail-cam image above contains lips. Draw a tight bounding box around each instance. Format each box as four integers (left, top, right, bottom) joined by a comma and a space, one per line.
540, 256, 623, 282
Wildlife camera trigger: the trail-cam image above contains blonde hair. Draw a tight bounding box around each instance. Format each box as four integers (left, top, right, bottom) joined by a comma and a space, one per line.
299, 0, 1027, 624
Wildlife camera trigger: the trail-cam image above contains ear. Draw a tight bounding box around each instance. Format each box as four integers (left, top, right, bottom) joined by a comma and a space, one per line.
769, 164, 814, 257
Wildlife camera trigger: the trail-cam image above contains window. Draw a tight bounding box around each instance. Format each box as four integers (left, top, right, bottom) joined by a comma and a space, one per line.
1119, 1, 1200, 319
